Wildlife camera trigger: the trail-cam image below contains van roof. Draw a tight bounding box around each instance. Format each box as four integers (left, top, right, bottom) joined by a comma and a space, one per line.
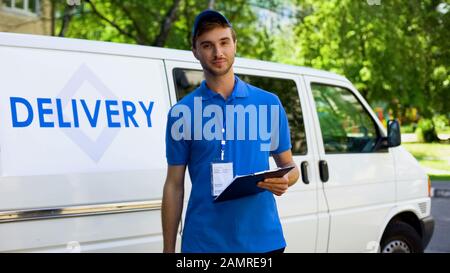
0, 32, 349, 82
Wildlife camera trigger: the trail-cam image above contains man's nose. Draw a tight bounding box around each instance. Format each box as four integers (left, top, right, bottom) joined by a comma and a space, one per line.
213, 45, 224, 58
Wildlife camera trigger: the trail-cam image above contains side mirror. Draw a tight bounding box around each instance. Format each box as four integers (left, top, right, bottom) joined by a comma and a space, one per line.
387, 119, 401, 147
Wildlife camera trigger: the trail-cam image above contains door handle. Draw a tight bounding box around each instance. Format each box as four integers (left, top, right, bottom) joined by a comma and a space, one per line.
319, 160, 329, 182
300, 161, 309, 184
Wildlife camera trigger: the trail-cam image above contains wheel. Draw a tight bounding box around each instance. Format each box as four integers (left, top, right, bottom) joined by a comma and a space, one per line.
380, 221, 424, 253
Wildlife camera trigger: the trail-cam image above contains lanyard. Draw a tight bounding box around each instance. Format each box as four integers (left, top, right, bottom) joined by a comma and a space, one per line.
220, 128, 226, 161
220, 98, 232, 161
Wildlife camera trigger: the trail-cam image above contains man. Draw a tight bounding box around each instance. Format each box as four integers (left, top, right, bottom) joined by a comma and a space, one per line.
162, 10, 300, 253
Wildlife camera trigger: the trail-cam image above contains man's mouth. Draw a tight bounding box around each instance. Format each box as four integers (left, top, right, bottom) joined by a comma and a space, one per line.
212, 59, 227, 65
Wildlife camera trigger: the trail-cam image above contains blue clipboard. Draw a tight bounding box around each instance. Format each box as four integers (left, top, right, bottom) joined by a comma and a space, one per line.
213, 165, 295, 203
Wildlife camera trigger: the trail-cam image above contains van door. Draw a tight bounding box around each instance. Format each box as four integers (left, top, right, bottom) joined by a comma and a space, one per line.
164, 60, 320, 252
304, 76, 396, 252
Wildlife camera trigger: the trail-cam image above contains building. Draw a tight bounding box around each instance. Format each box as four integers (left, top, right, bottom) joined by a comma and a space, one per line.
0, 0, 51, 35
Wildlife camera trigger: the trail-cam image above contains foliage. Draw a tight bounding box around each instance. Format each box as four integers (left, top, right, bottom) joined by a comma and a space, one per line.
52, 0, 270, 53
433, 114, 450, 133
416, 118, 439, 142
273, 0, 449, 121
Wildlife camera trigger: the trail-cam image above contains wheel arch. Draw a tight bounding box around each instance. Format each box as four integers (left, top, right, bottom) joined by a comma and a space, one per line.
378, 207, 423, 245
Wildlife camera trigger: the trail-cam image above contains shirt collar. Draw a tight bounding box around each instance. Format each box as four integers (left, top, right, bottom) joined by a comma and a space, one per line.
200, 75, 249, 101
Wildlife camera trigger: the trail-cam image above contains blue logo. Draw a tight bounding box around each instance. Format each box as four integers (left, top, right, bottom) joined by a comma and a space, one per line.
9, 64, 155, 162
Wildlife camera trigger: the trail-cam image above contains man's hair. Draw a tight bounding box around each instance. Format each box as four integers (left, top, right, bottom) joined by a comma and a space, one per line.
192, 19, 237, 48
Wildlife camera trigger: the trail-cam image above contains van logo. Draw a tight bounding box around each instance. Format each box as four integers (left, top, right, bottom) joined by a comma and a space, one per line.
8, 64, 155, 163
55, 63, 120, 162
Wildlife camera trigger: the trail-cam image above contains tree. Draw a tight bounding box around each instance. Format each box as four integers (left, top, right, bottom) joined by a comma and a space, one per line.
52, 0, 279, 53
273, 0, 449, 130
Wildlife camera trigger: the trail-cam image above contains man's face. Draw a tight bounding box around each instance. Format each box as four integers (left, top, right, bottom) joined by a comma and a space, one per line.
192, 26, 236, 77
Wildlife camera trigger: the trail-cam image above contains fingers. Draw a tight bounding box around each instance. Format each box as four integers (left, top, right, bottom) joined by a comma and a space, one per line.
257, 181, 288, 196
257, 175, 289, 196
263, 175, 289, 184
263, 178, 286, 184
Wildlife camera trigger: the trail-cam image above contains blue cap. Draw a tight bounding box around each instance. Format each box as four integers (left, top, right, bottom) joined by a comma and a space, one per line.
192, 10, 232, 38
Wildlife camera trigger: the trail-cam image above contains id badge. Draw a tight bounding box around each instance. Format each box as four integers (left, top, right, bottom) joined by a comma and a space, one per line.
211, 160, 234, 197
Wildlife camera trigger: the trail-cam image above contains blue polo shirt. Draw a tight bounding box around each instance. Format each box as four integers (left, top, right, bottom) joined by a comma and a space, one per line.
165, 76, 291, 253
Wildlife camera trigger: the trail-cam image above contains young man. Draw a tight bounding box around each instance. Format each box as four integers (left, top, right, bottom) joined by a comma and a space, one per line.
162, 10, 300, 253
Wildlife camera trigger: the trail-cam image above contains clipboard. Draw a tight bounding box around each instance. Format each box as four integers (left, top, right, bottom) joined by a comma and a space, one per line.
213, 165, 295, 203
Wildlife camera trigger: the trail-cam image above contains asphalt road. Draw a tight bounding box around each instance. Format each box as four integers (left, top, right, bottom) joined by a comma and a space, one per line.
425, 182, 450, 253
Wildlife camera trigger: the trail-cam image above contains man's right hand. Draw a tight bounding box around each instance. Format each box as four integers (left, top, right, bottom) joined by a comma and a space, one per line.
161, 165, 186, 253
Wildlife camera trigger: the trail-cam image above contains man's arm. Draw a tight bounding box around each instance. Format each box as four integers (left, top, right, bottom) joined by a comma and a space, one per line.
257, 150, 300, 196
161, 165, 186, 253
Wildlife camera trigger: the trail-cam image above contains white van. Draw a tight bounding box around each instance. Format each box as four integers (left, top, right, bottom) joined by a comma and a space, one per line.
0, 32, 434, 253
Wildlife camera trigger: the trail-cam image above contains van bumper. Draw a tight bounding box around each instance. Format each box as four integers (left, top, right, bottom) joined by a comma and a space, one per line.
420, 216, 435, 248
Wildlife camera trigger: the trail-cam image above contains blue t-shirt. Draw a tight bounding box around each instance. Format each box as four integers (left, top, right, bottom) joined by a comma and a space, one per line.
165, 76, 291, 253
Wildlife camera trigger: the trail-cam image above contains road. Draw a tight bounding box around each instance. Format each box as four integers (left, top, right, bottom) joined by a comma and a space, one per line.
425, 182, 450, 253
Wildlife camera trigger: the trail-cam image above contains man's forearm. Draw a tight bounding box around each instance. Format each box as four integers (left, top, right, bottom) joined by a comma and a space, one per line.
287, 164, 300, 187
277, 161, 300, 187
161, 181, 184, 253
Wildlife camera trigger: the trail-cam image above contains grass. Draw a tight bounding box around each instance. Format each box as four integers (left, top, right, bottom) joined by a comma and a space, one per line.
402, 143, 450, 182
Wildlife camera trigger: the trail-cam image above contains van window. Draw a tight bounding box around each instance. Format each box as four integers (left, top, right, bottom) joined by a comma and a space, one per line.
173, 68, 307, 155
311, 83, 379, 153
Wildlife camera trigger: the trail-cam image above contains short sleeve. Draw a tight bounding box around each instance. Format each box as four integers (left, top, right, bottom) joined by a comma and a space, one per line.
270, 95, 292, 155
165, 107, 190, 165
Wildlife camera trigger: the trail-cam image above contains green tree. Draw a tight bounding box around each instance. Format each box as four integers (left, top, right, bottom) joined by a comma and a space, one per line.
273, 0, 449, 142
51, 0, 279, 54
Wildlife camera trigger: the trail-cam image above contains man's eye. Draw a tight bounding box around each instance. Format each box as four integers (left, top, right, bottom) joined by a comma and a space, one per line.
202, 44, 211, 49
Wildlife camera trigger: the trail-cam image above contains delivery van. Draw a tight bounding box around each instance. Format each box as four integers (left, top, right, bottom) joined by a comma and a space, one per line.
0, 32, 434, 253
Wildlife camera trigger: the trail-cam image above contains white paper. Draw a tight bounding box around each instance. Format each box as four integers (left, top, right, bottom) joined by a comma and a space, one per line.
211, 162, 233, 196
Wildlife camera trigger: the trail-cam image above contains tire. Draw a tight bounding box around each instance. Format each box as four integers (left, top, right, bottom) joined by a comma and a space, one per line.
380, 221, 424, 253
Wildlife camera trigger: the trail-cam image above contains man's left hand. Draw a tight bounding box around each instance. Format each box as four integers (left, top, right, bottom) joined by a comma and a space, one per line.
257, 174, 289, 196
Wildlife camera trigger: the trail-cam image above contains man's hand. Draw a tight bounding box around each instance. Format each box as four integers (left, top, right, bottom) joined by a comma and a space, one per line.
257, 174, 289, 196
257, 150, 300, 196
